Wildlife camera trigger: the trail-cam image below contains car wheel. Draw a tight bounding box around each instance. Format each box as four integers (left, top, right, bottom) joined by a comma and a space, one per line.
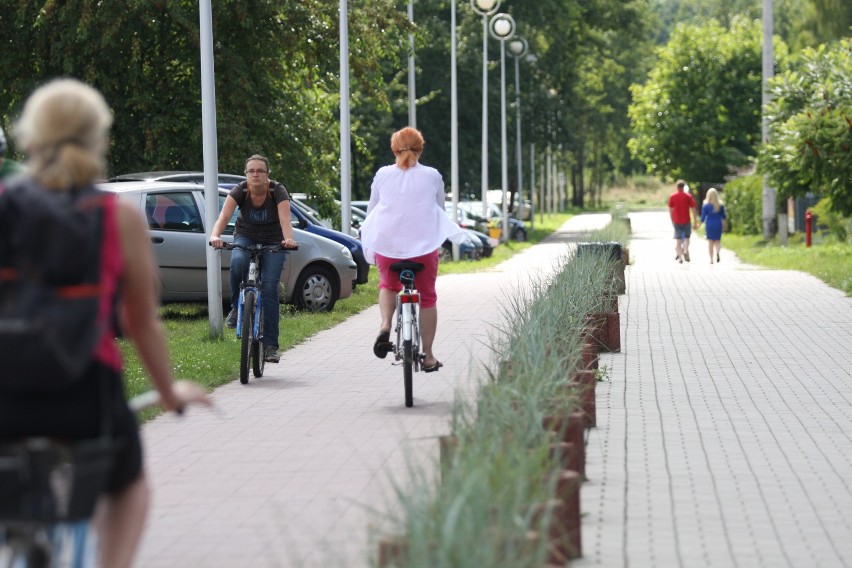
439, 245, 452, 263
293, 265, 338, 312
512, 227, 527, 242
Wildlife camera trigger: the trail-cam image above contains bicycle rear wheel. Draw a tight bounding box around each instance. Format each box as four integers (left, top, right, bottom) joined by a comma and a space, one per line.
240, 291, 255, 384
252, 303, 265, 377
402, 338, 414, 407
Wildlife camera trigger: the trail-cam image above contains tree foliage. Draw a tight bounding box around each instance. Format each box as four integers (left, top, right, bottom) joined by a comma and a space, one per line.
0, 0, 409, 203
627, 17, 781, 183
759, 39, 852, 215
651, 0, 852, 51
0, 0, 657, 210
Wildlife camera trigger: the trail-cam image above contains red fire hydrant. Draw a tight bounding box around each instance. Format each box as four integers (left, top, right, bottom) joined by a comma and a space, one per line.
805, 210, 813, 247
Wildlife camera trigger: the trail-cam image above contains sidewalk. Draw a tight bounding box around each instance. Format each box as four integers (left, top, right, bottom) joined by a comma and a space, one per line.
579, 211, 852, 567
136, 213, 612, 567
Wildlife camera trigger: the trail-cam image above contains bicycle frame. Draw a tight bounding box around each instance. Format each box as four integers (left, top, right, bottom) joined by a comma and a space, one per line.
394, 271, 421, 364
212, 241, 296, 384
390, 264, 423, 408
236, 253, 264, 343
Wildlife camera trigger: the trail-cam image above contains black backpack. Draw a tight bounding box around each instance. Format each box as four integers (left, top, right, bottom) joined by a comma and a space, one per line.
0, 177, 108, 393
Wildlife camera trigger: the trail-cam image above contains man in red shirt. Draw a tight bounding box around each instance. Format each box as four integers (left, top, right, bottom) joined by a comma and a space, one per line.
668, 180, 698, 263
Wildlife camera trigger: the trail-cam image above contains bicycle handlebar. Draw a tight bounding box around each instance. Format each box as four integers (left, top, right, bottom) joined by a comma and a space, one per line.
209, 241, 299, 252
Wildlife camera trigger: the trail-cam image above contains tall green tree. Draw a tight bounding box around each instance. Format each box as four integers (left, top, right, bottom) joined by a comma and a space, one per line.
759, 39, 852, 215
0, 0, 409, 205
627, 17, 785, 183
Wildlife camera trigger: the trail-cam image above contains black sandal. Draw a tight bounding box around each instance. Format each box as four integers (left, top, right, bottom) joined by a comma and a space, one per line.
373, 330, 392, 359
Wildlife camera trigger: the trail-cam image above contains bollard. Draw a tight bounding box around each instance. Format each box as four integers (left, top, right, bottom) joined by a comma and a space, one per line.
571, 370, 596, 427
547, 441, 576, 473
544, 415, 586, 478
530, 500, 572, 565
553, 470, 582, 558
605, 311, 621, 353
377, 536, 408, 568
581, 342, 598, 371
583, 313, 607, 352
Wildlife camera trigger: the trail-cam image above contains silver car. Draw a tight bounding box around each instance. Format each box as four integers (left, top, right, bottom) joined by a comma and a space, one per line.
98, 181, 357, 311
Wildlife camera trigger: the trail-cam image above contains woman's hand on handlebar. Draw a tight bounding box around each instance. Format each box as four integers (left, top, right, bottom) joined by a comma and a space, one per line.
210, 235, 225, 249
282, 238, 298, 249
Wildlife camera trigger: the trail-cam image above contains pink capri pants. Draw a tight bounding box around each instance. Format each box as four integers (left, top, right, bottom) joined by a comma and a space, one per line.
375, 250, 440, 309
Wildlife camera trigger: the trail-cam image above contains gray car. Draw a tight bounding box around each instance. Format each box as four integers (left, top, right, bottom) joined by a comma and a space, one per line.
97, 181, 357, 311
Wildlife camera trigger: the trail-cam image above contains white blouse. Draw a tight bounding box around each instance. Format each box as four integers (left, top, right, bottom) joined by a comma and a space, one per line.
359, 163, 466, 263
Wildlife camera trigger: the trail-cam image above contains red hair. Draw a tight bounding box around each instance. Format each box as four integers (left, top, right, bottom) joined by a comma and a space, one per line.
390, 127, 424, 170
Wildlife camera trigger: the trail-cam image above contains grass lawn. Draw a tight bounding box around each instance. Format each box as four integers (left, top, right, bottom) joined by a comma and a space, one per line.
121, 212, 574, 412
723, 233, 852, 296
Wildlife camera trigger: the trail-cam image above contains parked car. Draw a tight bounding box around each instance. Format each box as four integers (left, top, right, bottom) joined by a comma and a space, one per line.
465, 228, 497, 257
109, 171, 246, 189
97, 181, 357, 311
451, 201, 528, 242
288, 203, 369, 285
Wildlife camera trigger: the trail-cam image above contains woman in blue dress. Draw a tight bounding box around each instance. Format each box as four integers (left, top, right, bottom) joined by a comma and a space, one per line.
697, 187, 726, 263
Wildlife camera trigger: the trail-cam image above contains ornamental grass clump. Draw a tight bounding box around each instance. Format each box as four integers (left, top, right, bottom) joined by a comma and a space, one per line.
379, 224, 623, 567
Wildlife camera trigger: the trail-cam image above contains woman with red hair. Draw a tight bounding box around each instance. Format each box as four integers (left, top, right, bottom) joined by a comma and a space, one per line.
360, 127, 465, 372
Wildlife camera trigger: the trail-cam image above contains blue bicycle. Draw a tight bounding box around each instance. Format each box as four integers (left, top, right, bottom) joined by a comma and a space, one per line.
215, 242, 296, 384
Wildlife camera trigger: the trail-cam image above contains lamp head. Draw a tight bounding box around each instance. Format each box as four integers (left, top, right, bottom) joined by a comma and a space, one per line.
489, 13, 515, 41
470, 0, 500, 16
507, 37, 528, 58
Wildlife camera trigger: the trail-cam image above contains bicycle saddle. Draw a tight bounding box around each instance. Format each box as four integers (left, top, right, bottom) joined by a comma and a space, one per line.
389, 261, 424, 273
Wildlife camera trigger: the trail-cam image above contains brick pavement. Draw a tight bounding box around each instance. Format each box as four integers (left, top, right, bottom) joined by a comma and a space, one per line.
135, 213, 611, 567
578, 211, 852, 568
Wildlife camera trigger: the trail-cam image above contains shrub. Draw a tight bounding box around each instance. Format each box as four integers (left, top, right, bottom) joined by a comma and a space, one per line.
810, 197, 851, 242
724, 174, 762, 235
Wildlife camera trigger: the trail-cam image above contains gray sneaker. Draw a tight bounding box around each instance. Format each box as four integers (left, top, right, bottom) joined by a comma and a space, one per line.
264, 346, 280, 363
225, 308, 238, 329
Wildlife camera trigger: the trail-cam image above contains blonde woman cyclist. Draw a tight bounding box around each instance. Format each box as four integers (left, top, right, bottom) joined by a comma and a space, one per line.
0, 79, 210, 568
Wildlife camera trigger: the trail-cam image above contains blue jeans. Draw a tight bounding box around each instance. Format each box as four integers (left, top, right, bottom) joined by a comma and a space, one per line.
229, 236, 287, 349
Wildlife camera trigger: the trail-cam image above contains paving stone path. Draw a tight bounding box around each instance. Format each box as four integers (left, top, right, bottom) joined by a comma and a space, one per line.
579, 211, 852, 568
137, 210, 852, 567
136, 213, 610, 567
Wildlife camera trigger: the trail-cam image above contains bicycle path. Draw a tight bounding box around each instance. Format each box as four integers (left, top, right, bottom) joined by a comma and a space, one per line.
578, 211, 852, 567
135, 213, 612, 567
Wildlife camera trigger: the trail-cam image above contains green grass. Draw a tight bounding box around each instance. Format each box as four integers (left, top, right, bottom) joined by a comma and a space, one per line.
724, 233, 852, 295
121, 212, 575, 411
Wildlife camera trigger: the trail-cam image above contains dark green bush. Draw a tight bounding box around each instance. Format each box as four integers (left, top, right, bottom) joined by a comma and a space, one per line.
724, 174, 762, 235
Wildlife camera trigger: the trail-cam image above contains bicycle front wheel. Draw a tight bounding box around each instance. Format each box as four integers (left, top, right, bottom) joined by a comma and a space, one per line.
403, 338, 414, 408
252, 303, 265, 378
240, 291, 255, 384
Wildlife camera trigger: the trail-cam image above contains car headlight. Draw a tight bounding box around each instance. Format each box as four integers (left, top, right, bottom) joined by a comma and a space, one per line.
340, 246, 353, 260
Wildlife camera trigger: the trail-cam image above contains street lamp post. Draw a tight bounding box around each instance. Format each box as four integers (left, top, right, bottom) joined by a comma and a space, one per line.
450, 0, 460, 260
507, 36, 528, 228
408, 0, 417, 128
489, 13, 515, 242
470, 0, 500, 219
339, 0, 352, 235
